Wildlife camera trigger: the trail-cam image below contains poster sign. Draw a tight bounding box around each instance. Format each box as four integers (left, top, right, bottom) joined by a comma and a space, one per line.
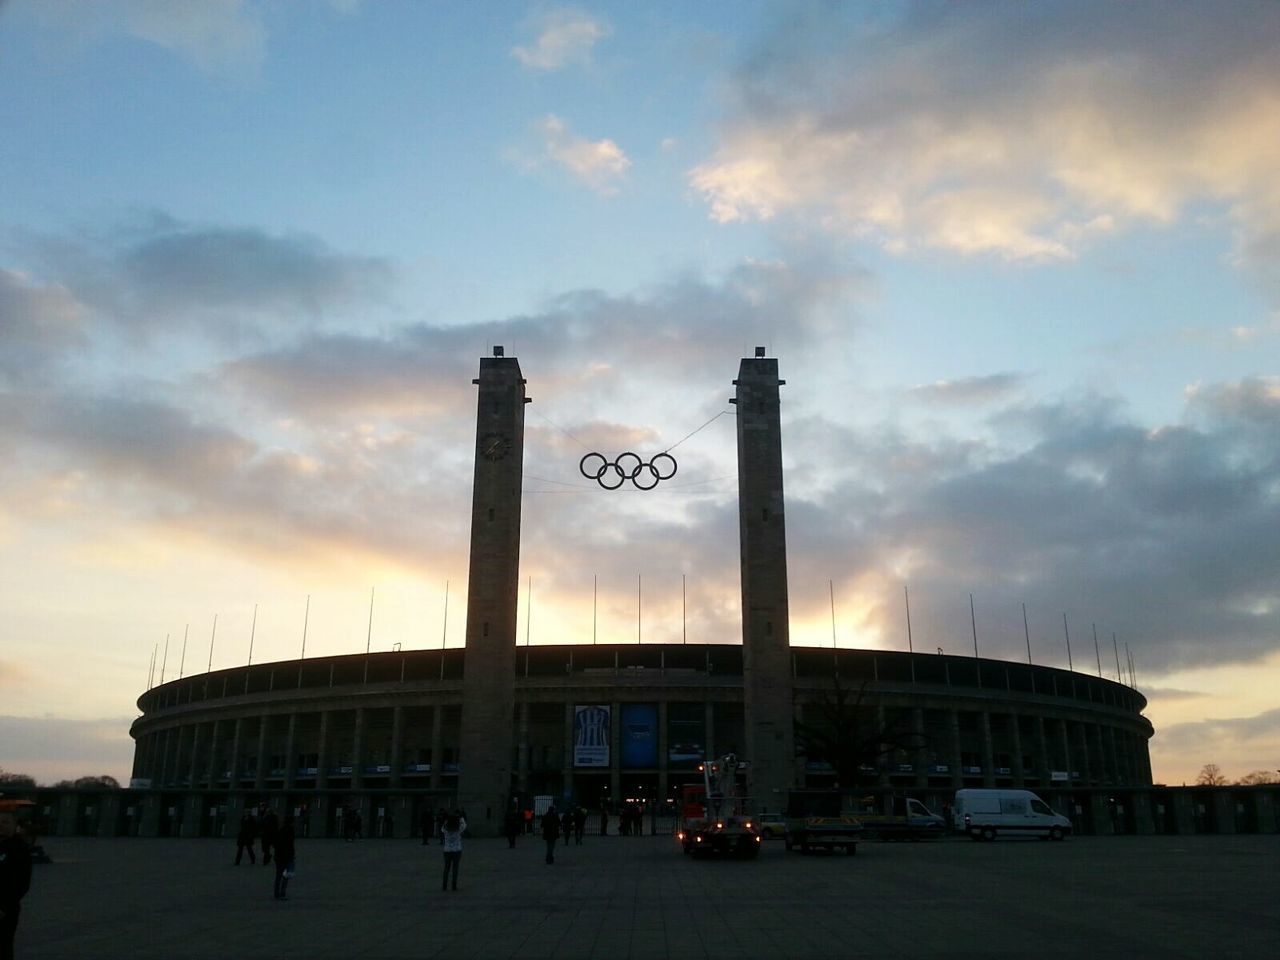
574, 704, 611, 767
621, 704, 658, 769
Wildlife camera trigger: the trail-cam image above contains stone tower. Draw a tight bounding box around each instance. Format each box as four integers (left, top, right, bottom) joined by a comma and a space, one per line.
733, 348, 796, 807
458, 348, 528, 833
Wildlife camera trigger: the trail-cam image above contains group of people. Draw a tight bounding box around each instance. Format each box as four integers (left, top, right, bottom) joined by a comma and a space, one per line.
233, 804, 296, 901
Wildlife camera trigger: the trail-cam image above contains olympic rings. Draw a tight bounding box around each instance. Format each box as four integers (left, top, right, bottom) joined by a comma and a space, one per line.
579, 451, 678, 490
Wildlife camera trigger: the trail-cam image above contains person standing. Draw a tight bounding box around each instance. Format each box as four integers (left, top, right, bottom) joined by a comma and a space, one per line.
234, 811, 257, 865
573, 807, 586, 845
440, 811, 466, 891
503, 807, 521, 849
599, 807, 608, 836
541, 805, 560, 864
259, 806, 278, 866
272, 815, 296, 901
0, 812, 33, 960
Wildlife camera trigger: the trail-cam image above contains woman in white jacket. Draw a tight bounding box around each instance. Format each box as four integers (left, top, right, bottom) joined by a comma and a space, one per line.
440, 811, 466, 891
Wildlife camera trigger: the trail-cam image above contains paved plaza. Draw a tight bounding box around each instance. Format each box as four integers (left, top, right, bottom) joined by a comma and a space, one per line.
16, 833, 1280, 959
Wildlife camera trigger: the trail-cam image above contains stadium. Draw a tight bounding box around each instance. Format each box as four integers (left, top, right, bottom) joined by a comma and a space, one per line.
125, 349, 1160, 839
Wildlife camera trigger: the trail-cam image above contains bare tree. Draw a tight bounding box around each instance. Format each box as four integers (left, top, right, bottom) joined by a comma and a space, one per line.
0, 769, 36, 789
1195, 763, 1229, 786
1235, 770, 1279, 785
794, 676, 929, 790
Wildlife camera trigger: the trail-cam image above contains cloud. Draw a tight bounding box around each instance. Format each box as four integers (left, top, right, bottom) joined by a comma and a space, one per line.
233, 252, 866, 406
19, 215, 395, 339
690, 1, 1280, 274
1150, 707, 1280, 783
0, 269, 86, 386
909, 373, 1025, 405
537, 115, 631, 195
25, 0, 267, 78
0, 715, 136, 785
512, 9, 610, 71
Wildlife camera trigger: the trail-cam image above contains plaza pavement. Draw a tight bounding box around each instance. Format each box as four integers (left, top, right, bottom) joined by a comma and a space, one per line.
16, 832, 1280, 959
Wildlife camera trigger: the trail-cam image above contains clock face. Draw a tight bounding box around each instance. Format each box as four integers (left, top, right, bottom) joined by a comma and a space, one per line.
481, 432, 512, 461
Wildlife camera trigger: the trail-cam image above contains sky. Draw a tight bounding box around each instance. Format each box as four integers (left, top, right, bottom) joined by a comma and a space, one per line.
1, 0, 1278, 788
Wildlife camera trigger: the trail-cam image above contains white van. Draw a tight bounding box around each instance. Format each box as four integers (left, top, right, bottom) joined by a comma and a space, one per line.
953, 789, 1072, 841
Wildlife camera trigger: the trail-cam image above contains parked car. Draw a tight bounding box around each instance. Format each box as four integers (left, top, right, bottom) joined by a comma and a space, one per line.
757, 813, 785, 838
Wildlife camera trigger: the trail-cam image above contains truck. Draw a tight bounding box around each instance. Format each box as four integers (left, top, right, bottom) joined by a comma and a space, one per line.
953, 788, 1072, 841
783, 790, 863, 855
675, 753, 762, 858
849, 794, 947, 841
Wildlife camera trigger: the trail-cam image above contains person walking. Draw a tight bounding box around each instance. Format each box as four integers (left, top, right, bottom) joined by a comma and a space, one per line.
541, 805, 560, 864
440, 810, 466, 891
272, 815, 296, 901
599, 807, 608, 836
0, 811, 33, 960
573, 807, 586, 845
259, 806, 278, 866
234, 811, 257, 865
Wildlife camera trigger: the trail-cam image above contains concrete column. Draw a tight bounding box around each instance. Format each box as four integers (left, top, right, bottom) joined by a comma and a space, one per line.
734, 351, 796, 804
657, 699, 669, 804
316, 711, 331, 789
227, 718, 243, 792
516, 701, 530, 795
156, 728, 173, 787
283, 713, 298, 790
1035, 716, 1050, 783
877, 706, 891, 788
1171, 792, 1195, 834
254, 715, 270, 791
980, 712, 995, 787
913, 708, 928, 789
138, 793, 161, 838
1089, 793, 1112, 836
389, 705, 404, 789
1131, 791, 1155, 835
610, 701, 623, 802
562, 702, 575, 801
352, 707, 366, 788
430, 706, 443, 790
1211, 791, 1236, 834
947, 710, 962, 789
1057, 719, 1072, 784
1091, 724, 1110, 783
182, 794, 203, 838
1009, 713, 1025, 787
704, 702, 716, 761
1074, 721, 1091, 784
457, 351, 527, 834
1106, 726, 1121, 785
187, 723, 204, 788
205, 719, 221, 786
1252, 792, 1276, 834
171, 726, 189, 787
97, 793, 121, 838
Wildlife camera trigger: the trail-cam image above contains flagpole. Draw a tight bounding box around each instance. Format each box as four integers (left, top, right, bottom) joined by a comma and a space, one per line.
1022, 603, 1032, 664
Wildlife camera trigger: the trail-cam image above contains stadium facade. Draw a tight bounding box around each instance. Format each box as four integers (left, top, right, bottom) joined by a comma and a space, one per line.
126, 349, 1160, 838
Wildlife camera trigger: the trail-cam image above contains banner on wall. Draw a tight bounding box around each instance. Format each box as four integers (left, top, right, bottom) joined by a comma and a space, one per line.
621, 704, 658, 769
573, 704, 611, 767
